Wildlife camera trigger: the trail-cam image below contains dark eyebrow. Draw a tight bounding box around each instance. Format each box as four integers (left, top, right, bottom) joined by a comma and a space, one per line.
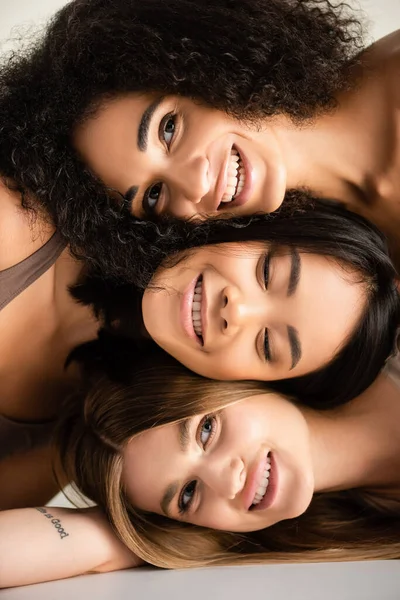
160, 419, 191, 516
123, 97, 164, 209
287, 325, 302, 370
287, 248, 301, 297
137, 97, 164, 152
123, 185, 138, 208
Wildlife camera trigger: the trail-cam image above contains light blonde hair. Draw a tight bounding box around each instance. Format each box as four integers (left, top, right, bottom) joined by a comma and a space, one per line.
56, 348, 400, 568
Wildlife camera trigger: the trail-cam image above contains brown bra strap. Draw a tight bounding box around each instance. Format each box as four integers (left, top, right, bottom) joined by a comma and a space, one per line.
0, 231, 67, 311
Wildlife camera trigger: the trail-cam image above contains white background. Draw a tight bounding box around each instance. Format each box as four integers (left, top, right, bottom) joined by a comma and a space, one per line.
1, 0, 400, 45
0, 0, 400, 597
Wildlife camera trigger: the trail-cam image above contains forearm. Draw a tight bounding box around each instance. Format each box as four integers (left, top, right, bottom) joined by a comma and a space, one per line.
0, 506, 141, 588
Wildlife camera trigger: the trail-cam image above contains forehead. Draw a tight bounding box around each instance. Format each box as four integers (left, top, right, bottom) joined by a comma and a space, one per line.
176, 241, 269, 264
122, 424, 176, 504
88, 92, 214, 123
91, 92, 160, 118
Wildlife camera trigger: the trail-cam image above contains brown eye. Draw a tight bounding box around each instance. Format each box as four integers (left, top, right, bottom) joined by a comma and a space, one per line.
143, 182, 163, 215
159, 113, 177, 148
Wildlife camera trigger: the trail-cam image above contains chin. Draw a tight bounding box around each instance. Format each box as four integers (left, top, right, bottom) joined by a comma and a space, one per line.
291, 487, 314, 519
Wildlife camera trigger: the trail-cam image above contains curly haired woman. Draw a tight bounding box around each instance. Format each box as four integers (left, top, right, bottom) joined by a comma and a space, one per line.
3, 0, 400, 280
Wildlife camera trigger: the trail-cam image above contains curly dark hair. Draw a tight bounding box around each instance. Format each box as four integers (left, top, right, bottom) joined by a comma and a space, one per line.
0, 0, 365, 282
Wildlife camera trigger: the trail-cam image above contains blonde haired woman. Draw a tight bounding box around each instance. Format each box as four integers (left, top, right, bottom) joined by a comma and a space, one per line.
2, 336, 400, 587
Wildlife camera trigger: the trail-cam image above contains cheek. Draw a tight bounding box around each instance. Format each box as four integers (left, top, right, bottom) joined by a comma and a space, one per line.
125, 460, 156, 511
299, 271, 364, 361
197, 501, 237, 530
189, 109, 232, 137
311, 284, 362, 346
142, 291, 159, 339
142, 286, 179, 342
184, 347, 255, 380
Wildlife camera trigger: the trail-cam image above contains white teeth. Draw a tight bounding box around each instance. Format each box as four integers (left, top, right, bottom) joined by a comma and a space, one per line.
220, 148, 246, 204
228, 162, 239, 177
251, 456, 272, 507
192, 279, 203, 338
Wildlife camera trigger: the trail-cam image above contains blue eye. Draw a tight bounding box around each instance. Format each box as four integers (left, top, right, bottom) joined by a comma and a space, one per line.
178, 415, 216, 515
143, 182, 163, 215
160, 113, 177, 148
179, 481, 197, 513
200, 416, 215, 446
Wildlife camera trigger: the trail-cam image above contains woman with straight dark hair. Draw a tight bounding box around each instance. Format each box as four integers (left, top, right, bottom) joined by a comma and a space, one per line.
83, 202, 400, 408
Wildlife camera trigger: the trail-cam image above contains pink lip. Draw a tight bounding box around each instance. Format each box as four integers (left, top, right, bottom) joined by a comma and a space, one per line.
214, 147, 232, 210
250, 452, 278, 512
201, 276, 208, 346
180, 276, 202, 346
227, 144, 254, 208
243, 452, 270, 510
216, 144, 254, 211
243, 452, 278, 511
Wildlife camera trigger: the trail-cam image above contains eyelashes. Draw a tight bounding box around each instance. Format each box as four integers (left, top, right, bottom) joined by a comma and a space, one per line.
142, 112, 179, 216
178, 414, 217, 514
158, 112, 177, 147
264, 250, 270, 289
264, 251, 271, 361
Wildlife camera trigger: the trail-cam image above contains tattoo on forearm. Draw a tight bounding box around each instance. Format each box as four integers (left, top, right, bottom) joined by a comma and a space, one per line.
35, 507, 70, 540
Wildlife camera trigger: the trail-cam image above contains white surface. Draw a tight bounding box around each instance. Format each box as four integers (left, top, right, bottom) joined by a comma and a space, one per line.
2, 562, 400, 600
356, 0, 400, 40
0, 0, 67, 37
1, 0, 400, 45
0, 0, 400, 596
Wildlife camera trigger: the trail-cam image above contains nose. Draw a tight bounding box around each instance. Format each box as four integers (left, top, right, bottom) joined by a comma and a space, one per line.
201, 455, 245, 500
221, 285, 268, 333
169, 154, 210, 207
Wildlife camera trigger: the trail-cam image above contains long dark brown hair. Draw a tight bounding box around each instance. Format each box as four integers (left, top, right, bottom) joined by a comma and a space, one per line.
56, 342, 400, 568
74, 202, 400, 408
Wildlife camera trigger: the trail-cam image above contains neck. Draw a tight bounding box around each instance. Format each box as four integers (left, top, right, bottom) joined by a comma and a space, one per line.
265, 40, 395, 208
302, 371, 400, 494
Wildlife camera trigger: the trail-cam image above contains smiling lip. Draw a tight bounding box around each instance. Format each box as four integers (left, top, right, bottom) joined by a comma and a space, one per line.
243, 452, 278, 511
227, 144, 254, 208
214, 148, 232, 210
181, 276, 202, 346
215, 144, 254, 211
251, 453, 278, 512
200, 276, 208, 346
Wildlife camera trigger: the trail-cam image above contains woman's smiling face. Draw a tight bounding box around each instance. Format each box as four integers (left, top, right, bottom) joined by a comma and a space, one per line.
73, 93, 287, 219
122, 393, 314, 533
142, 243, 366, 381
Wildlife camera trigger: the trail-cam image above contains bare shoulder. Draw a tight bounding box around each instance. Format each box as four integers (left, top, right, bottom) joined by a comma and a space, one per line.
0, 178, 54, 270
361, 30, 400, 86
